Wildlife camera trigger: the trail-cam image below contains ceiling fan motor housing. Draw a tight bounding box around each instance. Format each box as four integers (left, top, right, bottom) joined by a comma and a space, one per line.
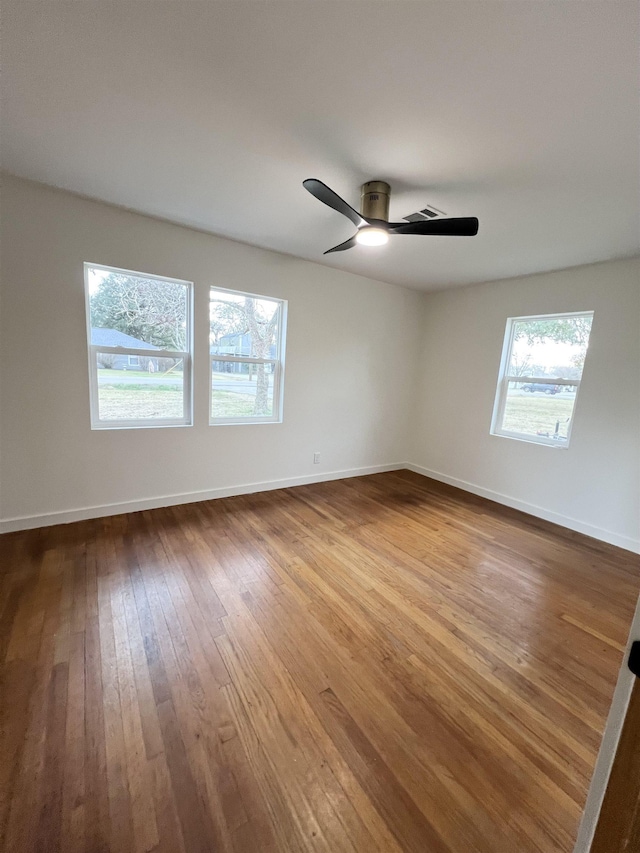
360, 181, 391, 221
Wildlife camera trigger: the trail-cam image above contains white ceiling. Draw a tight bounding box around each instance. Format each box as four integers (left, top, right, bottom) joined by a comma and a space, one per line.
2, 1, 639, 291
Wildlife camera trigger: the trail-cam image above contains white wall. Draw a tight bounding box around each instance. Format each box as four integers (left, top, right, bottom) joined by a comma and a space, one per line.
408, 257, 640, 552
2, 176, 638, 551
0, 175, 423, 529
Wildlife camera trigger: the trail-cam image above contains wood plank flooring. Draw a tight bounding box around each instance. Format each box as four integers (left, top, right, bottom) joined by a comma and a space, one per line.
1, 470, 638, 852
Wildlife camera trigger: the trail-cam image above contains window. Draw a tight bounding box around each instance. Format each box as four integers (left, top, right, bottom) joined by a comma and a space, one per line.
84, 263, 193, 429
491, 311, 594, 447
210, 286, 287, 424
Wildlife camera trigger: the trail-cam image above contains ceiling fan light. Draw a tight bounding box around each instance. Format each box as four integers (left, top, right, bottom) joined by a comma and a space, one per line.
355, 227, 389, 247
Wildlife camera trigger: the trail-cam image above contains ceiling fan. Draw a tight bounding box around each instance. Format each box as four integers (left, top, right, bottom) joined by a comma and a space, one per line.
303, 178, 479, 254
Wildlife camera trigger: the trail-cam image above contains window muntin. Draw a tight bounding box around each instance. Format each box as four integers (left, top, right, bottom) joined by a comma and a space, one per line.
491, 311, 594, 447
210, 286, 286, 424
85, 263, 193, 429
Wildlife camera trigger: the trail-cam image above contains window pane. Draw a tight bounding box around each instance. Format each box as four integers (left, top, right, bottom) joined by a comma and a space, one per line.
87, 266, 188, 351
211, 360, 275, 419
502, 380, 577, 442
210, 290, 280, 359
96, 354, 185, 421
508, 314, 593, 381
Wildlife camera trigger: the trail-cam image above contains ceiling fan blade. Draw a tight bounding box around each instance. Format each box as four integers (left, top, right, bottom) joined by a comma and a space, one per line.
303, 179, 368, 228
324, 235, 358, 254
389, 217, 479, 236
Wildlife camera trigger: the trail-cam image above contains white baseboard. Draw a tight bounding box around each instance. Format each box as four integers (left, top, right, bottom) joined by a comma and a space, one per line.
405, 463, 640, 554
3, 461, 638, 554
0, 463, 404, 534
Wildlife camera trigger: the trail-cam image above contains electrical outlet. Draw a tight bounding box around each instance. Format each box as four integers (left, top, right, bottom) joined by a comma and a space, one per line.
313, 452, 321, 464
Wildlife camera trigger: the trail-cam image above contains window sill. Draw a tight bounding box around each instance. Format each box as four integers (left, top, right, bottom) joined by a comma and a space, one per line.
490, 430, 570, 448
209, 419, 283, 427
91, 421, 192, 430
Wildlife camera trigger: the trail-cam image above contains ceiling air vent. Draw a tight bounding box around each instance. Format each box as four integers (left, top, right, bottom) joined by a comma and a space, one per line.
403, 204, 446, 223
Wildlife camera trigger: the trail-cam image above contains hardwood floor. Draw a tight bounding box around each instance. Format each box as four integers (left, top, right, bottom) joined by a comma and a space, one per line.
1, 470, 638, 853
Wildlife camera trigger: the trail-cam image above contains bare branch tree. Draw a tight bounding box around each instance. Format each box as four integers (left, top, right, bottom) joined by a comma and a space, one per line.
90, 273, 187, 350
210, 294, 279, 416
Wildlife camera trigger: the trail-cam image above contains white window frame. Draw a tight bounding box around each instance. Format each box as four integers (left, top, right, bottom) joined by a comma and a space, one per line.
84, 263, 194, 430
209, 285, 287, 426
490, 310, 594, 448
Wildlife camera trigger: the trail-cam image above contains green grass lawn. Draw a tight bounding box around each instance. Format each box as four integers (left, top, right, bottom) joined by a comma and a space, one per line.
98, 386, 183, 420
211, 390, 257, 418
97, 385, 259, 420
502, 393, 575, 437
